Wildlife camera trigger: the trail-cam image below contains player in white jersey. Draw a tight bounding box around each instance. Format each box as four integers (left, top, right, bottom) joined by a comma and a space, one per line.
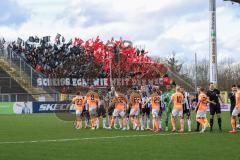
140, 86, 151, 130
180, 87, 192, 132
96, 95, 107, 129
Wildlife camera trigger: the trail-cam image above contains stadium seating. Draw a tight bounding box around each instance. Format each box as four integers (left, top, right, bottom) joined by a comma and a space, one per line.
0, 67, 35, 101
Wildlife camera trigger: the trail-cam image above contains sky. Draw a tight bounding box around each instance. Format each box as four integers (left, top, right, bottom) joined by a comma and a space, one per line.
0, 0, 239, 62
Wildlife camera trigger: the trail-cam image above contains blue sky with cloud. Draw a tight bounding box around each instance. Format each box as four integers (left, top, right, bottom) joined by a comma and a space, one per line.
0, 0, 239, 63
0, 0, 29, 26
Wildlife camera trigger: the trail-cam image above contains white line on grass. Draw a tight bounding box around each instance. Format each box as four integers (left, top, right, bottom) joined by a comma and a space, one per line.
0, 132, 197, 145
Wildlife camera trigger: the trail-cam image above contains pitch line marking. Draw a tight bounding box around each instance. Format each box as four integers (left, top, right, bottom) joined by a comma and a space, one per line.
0, 132, 198, 145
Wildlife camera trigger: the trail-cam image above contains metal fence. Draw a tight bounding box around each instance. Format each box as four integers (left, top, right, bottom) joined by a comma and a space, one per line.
0, 47, 46, 87
0, 93, 60, 102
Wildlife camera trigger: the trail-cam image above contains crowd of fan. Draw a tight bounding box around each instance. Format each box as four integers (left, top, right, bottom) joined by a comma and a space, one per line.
5, 35, 168, 94
9, 40, 101, 78
7, 36, 157, 80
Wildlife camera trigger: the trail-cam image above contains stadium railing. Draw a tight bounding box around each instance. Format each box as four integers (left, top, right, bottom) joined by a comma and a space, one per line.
0, 93, 59, 102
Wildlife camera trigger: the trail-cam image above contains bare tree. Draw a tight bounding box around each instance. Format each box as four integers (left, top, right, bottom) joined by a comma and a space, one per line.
167, 52, 182, 73
165, 52, 195, 92
153, 53, 240, 92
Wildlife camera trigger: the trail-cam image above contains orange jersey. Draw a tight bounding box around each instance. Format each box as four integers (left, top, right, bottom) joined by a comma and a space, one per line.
235, 91, 240, 109
115, 95, 127, 110
132, 102, 140, 110
151, 93, 160, 110
130, 94, 141, 110
171, 92, 184, 110
72, 96, 85, 111
86, 91, 99, 108
198, 93, 208, 111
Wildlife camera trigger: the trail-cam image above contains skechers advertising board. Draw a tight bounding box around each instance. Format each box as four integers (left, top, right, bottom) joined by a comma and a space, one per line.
0, 102, 230, 114
32, 101, 75, 113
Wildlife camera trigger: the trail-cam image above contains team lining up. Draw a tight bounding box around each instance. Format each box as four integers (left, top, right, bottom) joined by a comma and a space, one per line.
70, 84, 240, 133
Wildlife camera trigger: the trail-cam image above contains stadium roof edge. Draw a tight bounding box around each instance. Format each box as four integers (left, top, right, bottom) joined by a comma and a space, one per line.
224, 0, 240, 4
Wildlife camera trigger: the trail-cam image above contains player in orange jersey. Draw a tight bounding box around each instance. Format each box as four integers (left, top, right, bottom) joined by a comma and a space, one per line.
86, 88, 100, 130
144, 88, 161, 132
71, 92, 86, 129
129, 91, 142, 131
229, 85, 240, 134
196, 87, 210, 133
108, 92, 128, 130
169, 86, 184, 132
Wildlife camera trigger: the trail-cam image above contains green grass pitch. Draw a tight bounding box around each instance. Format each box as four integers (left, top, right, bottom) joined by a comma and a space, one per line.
0, 112, 239, 160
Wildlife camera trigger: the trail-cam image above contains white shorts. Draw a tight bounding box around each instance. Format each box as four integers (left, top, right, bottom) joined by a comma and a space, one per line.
196, 110, 206, 118
152, 109, 159, 118
113, 109, 125, 117
172, 109, 183, 117
76, 110, 83, 116
130, 109, 139, 116
89, 107, 97, 116
232, 108, 240, 116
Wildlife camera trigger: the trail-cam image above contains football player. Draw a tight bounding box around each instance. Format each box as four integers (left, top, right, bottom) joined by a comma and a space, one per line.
129, 91, 142, 130
229, 85, 240, 134
144, 88, 161, 132
108, 92, 128, 130
180, 87, 192, 132
196, 87, 210, 133
163, 84, 175, 131
169, 86, 184, 132
140, 86, 151, 130
71, 92, 86, 129
86, 87, 100, 130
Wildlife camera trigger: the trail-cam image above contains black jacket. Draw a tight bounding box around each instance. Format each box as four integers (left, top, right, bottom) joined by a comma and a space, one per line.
228, 92, 236, 108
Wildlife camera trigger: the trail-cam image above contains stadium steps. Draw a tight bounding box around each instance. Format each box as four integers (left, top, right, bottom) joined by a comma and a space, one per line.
0, 59, 54, 101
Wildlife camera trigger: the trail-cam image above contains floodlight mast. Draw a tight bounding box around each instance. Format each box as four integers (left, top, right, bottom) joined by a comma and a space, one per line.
209, 0, 218, 86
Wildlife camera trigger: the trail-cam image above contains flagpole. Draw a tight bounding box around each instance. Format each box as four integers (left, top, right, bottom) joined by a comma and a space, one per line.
109, 53, 113, 88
